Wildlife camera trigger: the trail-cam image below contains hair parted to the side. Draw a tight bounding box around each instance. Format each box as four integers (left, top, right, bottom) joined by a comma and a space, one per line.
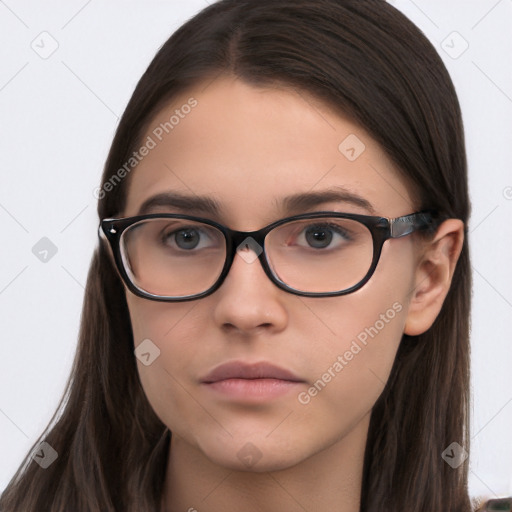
0, 1, 472, 510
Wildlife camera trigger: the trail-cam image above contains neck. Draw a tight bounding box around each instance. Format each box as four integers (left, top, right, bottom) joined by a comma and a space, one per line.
161, 413, 369, 512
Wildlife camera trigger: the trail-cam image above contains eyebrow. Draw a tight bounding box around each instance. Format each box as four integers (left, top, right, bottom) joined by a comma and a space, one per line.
136, 187, 375, 217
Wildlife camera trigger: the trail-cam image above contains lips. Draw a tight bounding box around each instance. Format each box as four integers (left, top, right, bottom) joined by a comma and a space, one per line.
201, 361, 304, 383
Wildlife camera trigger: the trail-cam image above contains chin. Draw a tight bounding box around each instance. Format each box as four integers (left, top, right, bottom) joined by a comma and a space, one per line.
197, 437, 309, 473
212, 452, 305, 473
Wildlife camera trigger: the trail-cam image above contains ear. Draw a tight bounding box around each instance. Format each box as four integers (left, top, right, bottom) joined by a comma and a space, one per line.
404, 219, 465, 336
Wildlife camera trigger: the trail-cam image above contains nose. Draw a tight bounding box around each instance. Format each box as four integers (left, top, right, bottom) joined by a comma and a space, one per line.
210, 244, 288, 335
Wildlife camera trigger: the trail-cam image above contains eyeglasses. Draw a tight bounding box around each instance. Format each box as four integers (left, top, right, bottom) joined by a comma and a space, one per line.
98, 210, 439, 302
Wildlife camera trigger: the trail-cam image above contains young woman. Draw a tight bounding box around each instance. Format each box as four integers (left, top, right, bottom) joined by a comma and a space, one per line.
0, 0, 480, 510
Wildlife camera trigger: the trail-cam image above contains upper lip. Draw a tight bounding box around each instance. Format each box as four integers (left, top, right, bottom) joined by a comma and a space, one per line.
201, 361, 304, 383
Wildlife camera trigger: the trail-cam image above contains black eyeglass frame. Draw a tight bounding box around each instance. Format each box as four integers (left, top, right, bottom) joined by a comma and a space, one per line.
98, 210, 439, 302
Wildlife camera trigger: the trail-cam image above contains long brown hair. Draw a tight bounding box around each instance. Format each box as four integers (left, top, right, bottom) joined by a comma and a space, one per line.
0, 0, 472, 510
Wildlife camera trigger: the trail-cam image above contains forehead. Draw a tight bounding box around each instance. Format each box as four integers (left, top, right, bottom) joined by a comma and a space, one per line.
123, 75, 415, 227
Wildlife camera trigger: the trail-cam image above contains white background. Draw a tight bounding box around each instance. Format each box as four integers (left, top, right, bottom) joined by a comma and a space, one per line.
0, 0, 511, 501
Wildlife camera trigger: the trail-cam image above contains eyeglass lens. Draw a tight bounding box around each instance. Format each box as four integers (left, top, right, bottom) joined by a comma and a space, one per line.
120, 216, 374, 297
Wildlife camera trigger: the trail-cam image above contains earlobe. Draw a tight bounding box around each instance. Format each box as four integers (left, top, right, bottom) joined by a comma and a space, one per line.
404, 219, 465, 336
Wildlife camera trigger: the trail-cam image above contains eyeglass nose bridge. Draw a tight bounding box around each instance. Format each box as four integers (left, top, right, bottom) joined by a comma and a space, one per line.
216, 226, 279, 289
233, 225, 266, 249
223, 223, 272, 256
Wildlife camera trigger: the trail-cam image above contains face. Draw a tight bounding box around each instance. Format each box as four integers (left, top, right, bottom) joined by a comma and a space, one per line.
121, 75, 421, 472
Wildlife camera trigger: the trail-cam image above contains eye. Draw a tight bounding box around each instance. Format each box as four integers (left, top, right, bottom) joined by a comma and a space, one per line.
296, 222, 353, 250
162, 226, 216, 251
167, 228, 199, 249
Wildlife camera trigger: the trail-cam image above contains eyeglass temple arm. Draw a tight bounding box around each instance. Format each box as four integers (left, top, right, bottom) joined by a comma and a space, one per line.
389, 212, 437, 238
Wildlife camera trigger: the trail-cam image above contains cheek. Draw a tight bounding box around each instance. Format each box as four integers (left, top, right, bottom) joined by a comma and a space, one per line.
126, 291, 208, 357
127, 294, 185, 342
126, 294, 205, 427
293, 243, 415, 421
294, 295, 407, 423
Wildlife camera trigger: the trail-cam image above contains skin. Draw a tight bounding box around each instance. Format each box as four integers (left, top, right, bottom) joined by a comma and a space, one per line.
119, 75, 464, 512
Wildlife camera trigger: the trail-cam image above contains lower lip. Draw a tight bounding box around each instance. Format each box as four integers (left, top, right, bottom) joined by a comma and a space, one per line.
202, 378, 303, 400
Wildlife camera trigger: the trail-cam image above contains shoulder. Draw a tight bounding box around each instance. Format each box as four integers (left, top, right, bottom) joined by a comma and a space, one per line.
474, 497, 512, 511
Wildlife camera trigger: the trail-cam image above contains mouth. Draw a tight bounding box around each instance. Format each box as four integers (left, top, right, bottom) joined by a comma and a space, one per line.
201, 361, 305, 401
